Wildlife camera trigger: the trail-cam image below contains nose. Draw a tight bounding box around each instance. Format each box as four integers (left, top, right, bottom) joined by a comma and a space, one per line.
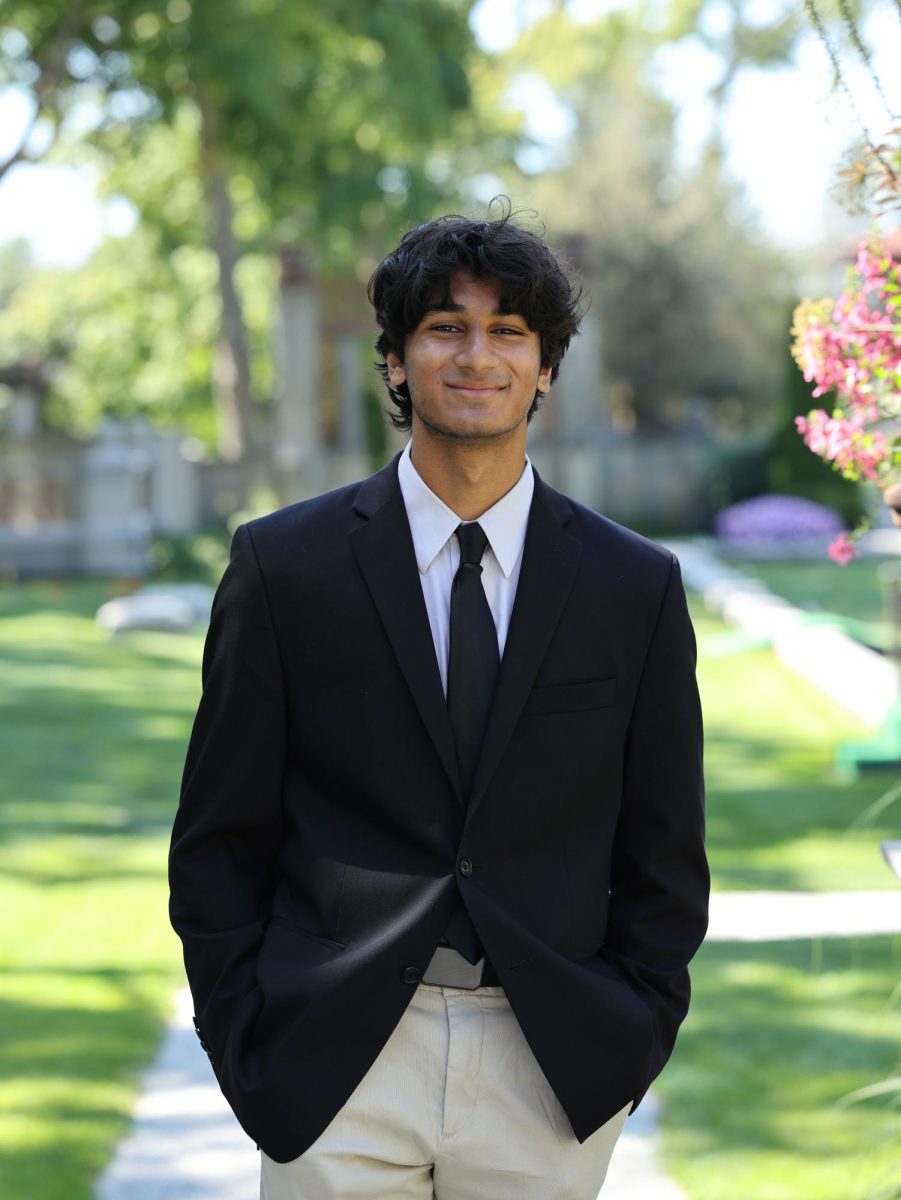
455, 327, 499, 372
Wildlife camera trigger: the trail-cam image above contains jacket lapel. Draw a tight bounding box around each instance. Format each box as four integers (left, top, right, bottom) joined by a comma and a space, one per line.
349, 456, 464, 803
466, 471, 582, 820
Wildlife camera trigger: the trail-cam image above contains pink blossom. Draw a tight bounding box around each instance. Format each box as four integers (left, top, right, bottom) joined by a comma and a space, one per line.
794, 239, 901, 409
828, 533, 857, 565
795, 408, 890, 481
792, 235, 901, 560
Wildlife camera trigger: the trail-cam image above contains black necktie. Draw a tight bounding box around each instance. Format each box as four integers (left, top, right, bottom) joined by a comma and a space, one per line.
447, 522, 501, 796
442, 521, 500, 963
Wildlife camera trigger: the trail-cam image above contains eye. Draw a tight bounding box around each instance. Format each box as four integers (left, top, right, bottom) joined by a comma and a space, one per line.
430, 322, 461, 333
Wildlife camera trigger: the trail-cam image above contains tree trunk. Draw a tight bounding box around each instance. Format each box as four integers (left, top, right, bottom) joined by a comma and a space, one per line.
196, 89, 256, 462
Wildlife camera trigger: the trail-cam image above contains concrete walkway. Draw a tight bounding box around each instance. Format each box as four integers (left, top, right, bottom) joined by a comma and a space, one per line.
95, 986, 254, 1200
707, 889, 901, 940
94, 889, 901, 1200
669, 538, 900, 727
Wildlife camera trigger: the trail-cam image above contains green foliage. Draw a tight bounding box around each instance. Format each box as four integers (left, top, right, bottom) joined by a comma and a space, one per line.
0, 0, 858, 446
363, 384, 390, 472
0, 238, 33, 306
0, 220, 276, 441
1, 0, 487, 448
495, 9, 795, 433
706, 431, 776, 515
150, 529, 230, 584
92, 104, 209, 254
659, 0, 801, 111
2, 0, 483, 271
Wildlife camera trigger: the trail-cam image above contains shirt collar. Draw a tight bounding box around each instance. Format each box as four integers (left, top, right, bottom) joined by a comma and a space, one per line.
397, 441, 534, 579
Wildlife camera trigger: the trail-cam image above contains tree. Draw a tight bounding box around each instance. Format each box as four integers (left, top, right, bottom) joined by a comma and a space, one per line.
657, 0, 801, 152
495, 8, 793, 433
0, 219, 276, 442
0, 1, 478, 456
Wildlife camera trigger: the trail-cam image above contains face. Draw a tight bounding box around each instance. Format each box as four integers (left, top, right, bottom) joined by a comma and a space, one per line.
386, 272, 552, 446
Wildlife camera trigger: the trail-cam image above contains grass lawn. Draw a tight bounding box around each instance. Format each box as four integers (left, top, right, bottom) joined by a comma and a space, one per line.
0, 580, 201, 1200
0, 576, 898, 1199
659, 936, 901, 1200
741, 556, 901, 652
668, 593, 900, 1199
692, 602, 898, 891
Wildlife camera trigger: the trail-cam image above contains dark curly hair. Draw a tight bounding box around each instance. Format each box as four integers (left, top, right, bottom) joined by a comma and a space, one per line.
368, 200, 584, 431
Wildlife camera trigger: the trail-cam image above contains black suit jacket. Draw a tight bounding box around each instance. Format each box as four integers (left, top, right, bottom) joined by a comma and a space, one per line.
168, 453, 708, 1162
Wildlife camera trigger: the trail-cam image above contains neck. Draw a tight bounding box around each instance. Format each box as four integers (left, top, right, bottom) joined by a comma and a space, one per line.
409, 429, 527, 520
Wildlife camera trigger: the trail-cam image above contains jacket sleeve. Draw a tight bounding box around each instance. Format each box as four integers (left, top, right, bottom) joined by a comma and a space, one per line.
168, 522, 287, 1071
603, 555, 709, 1097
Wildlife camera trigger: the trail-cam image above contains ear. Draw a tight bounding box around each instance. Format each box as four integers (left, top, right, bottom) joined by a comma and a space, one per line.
386, 352, 406, 388
537, 364, 553, 394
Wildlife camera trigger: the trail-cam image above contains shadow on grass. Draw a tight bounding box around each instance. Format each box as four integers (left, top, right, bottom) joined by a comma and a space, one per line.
0, 967, 177, 1200
663, 937, 901, 1159
0, 584, 204, 1199
0, 966, 173, 1072
0, 628, 199, 853
702, 722, 897, 889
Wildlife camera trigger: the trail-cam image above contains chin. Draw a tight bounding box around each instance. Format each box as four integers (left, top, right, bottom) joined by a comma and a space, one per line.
423, 408, 528, 441
446, 423, 522, 445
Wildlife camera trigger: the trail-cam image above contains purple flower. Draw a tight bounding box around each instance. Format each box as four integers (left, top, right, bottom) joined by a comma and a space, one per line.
715, 495, 845, 541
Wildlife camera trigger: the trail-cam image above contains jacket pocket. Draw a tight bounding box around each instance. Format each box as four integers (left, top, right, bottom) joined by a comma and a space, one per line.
267, 914, 346, 953
523, 678, 616, 715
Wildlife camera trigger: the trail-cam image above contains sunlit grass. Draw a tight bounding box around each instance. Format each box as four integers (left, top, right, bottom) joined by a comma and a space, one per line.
0, 581, 198, 1200
742, 557, 896, 645
660, 936, 901, 1200
692, 603, 897, 891
669, 592, 901, 1199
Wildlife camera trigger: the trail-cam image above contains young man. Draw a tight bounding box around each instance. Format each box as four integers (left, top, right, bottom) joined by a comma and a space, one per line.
169, 208, 708, 1199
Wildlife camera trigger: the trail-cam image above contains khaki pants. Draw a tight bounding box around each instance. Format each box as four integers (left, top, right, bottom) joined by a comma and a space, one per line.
261, 983, 629, 1199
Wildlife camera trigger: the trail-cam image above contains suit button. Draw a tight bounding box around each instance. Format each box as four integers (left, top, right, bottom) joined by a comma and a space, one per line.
459, 858, 473, 877
402, 966, 421, 985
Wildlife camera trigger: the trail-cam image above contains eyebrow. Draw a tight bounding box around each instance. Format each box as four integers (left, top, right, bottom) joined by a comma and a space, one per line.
424, 301, 524, 318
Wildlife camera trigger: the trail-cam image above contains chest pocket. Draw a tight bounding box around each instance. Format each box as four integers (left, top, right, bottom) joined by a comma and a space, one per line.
523, 678, 616, 715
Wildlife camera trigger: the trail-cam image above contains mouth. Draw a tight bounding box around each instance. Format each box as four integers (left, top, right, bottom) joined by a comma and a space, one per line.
446, 382, 507, 397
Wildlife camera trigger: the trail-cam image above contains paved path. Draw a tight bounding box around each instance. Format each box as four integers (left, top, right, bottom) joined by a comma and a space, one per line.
669, 538, 899, 727
94, 889, 901, 1200
95, 986, 254, 1200
707, 889, 901, 940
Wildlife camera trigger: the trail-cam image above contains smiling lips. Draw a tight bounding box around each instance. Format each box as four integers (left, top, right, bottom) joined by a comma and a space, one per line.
445, 380, 507, 394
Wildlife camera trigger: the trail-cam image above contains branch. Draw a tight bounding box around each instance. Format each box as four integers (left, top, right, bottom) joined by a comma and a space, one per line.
835, 0, 899, 121
804, 0, 897, 189
0, 2, 90, 181
0, 104, 44, 182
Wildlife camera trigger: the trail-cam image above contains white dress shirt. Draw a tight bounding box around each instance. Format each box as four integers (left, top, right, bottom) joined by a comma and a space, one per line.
397, 440, 534, 698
